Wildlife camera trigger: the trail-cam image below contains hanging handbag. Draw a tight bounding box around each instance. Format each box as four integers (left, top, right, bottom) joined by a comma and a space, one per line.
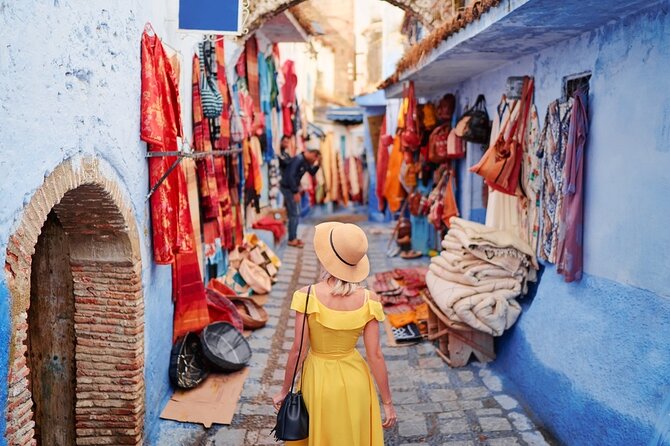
401, 82, 421, 151
427, 122, 451, 164
455, 94, 491, 144
272, 286, 311, 441
446, 129, 465, 159
408, 191, 423, 216
199, 43, 224, 119
470, 77, 533, 195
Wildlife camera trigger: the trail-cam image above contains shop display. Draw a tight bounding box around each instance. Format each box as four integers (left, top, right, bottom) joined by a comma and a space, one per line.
426, 217, 537, 336
201, 322, 253, 373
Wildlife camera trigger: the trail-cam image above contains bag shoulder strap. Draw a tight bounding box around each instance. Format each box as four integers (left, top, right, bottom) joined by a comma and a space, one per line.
289, 285, 311, 393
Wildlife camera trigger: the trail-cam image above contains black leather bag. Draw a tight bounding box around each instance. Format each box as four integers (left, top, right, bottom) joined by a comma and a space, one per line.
456, 94, 491, 144
271, 286, 311, 441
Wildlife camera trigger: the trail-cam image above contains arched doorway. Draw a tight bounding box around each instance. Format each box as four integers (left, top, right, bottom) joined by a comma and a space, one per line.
4, 158, 145, 446
245, 0, 448, 35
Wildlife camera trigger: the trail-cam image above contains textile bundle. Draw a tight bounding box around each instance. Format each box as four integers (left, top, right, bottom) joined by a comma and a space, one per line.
426, 217, 537, 336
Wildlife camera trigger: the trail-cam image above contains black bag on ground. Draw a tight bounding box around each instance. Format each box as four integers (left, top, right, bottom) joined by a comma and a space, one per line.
169, 332, 209, 389
272, 286, 311, 441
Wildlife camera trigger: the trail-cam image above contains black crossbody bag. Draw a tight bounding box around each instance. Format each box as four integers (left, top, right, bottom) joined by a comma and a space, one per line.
272, 285, 311, 441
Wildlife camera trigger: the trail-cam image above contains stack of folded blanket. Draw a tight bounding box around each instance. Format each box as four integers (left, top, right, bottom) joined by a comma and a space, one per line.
426, 217, 537, 336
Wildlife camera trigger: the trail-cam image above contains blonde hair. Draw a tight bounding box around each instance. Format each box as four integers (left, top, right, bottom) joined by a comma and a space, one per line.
319, 267, 361, 296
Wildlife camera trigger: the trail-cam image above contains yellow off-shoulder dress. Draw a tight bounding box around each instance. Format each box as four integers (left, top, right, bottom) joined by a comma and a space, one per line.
287, 288, 386, 446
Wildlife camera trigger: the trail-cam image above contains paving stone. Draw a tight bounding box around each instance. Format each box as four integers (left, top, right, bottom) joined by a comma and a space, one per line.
494, 394, 519, 410
458, 370, 475, 383
443, 441, 474, 446
459, 386, 490, 400
402, 402, 443, 413
417, 356, 445, 369
210, 428, 246, 445
520, 431, 551, 446
439, 417, 471, 435
442, 400, 483, 411
508, 412, 534, 431
428, 388, 458, 402
487, 438, 520, 446
398, 419, 428, 437
272, 369, 284, 381
240, 403, 275, 416
265, 306, 282, 317
438, 410, 467, 420
482, 374, 504, 392
479, 417, 513, 432
394, 390, 421, 404
282, 341, 293, 350
476, 408, 503, 417
399, 443, 430, 446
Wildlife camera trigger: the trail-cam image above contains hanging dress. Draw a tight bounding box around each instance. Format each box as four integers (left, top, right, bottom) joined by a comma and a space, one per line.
537, 98, 573, 264
288, 289, 385, 446
485, 97, 523, 237
556, 92, 588, 282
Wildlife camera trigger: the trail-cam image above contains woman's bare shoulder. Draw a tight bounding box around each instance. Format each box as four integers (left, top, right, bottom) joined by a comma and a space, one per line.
367, 289, 381, 302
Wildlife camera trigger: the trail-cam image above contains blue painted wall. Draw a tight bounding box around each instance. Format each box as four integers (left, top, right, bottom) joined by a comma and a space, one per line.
447, 5, 670, 444
0, 2, 195, 444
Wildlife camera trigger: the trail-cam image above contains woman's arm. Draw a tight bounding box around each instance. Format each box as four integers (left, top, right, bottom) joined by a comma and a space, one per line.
363, 294, 397, 428
273, 309, 310, 409
363, 319, 392, 404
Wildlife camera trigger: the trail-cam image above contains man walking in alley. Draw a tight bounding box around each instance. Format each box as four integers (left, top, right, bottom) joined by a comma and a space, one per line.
280, 138, 321, 247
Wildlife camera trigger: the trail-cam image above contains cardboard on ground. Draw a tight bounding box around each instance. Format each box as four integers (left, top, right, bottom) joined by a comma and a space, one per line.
160, 368, 249, 427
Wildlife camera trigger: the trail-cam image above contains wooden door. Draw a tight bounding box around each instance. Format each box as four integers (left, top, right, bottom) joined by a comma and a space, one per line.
28, 212, 76, 446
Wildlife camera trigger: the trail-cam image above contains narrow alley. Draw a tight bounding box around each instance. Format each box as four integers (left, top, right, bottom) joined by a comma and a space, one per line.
1, 1, 669, 446
158, 219, 554, 446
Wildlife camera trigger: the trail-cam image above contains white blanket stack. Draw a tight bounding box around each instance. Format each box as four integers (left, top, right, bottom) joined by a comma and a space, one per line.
426, 217, 537, 336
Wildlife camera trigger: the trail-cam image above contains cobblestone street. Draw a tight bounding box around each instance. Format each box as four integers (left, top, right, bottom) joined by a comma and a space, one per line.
158, 222, 556, 446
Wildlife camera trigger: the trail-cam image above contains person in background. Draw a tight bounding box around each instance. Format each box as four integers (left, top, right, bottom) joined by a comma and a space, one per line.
280, 138, 321, 248
278, 135, 292, 172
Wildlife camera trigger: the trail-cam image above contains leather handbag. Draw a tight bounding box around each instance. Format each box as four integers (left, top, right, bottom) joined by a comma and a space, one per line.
272, 286, 311, 441
408, 192, 422, 216
446, 129, 465, 159
427, 122, 451, 164
470, 77, 533, 195
455, 94, 491, 144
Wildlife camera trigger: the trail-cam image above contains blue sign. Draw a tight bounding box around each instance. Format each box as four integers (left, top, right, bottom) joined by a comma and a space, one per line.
179, 0, 242, 35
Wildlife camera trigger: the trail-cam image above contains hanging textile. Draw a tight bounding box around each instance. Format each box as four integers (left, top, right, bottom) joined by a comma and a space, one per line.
537, 98, 574, 264
519, 104, 542, 253
557, 92, 588, 282
172, 251, 211, 341
140, 29, 193, 264
245, 36, 261, 116
336, 150, 350, 206
485, 97, 523, 240
376, 117, 390, 210
214, 39, 231, 150
281, 60, 298, 136
384, 136, 405, 212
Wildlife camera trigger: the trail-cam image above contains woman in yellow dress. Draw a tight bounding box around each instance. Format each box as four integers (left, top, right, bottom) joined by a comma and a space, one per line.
272, 222, 397, 445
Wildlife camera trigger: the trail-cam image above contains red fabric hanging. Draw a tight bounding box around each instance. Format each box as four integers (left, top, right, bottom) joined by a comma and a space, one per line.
281, 60, 298, 136
245, 36, 261, 116
140, 29, 193, 264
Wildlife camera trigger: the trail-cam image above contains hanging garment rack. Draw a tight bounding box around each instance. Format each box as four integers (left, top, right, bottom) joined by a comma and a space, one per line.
145, 148, 243, 201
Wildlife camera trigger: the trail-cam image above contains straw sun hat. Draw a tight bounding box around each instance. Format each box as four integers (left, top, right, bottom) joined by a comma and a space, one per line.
313, 222, 370, 283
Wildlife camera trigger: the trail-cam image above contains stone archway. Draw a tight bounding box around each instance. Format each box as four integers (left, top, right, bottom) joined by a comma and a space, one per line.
4, 157, 145, 446
245, 0, 451, 34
